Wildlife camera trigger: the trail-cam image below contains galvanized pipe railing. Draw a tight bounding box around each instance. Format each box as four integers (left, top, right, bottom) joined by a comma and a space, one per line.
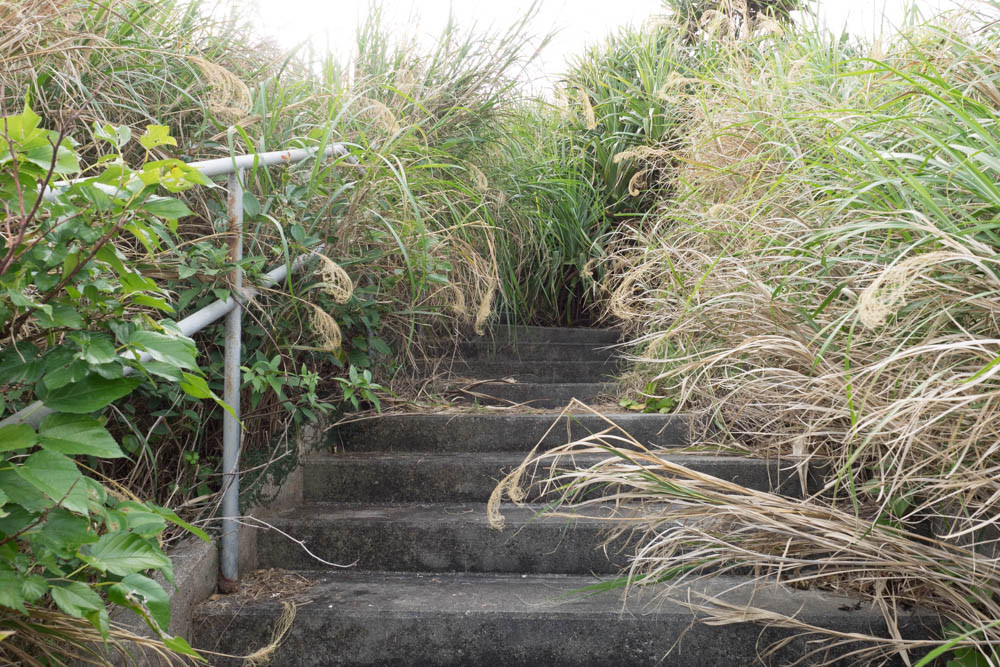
220, 170, 244, 592
1, 143, 357, 590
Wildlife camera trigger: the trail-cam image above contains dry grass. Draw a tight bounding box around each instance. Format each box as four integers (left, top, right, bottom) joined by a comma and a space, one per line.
0, 606, 201, 666
504, 7, 1000, 662
490, 404, 998, 665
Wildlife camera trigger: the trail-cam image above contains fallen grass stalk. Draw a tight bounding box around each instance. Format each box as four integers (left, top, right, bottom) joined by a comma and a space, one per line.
491, 402, 999, 665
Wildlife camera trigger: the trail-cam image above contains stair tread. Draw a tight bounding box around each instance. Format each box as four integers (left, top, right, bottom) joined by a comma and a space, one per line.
459, 340, 619, 351
334, 412, 686, 423
272, 500, 641, 525
433, 359, 616, 369
443, 381, 614, 402
307, 450, 782, 465
479, 325, 621, 343
192, 570, 930, 667
197, 569, 889, 621
451, 380, 614, 388
424, 359, 618, 384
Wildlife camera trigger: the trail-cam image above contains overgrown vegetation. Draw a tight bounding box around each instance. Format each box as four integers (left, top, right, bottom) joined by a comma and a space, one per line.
5, 0, 1000, 662
0, 110, 210, 662
493, 1, 1000, 664
0, 0, 553, 661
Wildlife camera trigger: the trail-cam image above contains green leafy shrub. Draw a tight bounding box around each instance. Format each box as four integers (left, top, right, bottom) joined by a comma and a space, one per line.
0, 108, 212, 661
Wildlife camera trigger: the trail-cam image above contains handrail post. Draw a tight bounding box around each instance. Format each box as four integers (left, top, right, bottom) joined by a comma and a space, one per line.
219, 169, 244, 593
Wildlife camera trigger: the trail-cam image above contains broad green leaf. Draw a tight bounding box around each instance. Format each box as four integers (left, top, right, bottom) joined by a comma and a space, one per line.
117, 502, 166, 538
0, 506, 35, 538
163, 635, 204, 660
14, 450, 89, 515
148, 503, 210, 542
242, 192, 261, 218
83, 476, 107, 507
0, 470, 53, 513
79, 532, 171, 576
141, 196, 192, 220
129, 330, 197, 371
86, 607, 110, 640
0, 342, 42, 384
180, 373, 238, 420
70, 334, 118, 366
50, 581, 103, 618
138, 160, 210, 192
6, 289, 36, 308
178, 372, 212, 399
141, 360, 184, 381
38, 508, 98, 553
42, 374, 140, 413
139, 125, 177, 150
157, 165, 199, 192
20, 575, 47, 603
42, 358, 90, 390
94, 122, 131, 148
102, 509, 128, 533
0, 424, 37, 452
24, 142, 80, 174
92, 361, 125, 380
119, 270, 159, 294
33, 304, 84, 330
0, 107, 42, 156
94, 244, 129, 277
130, 294, 174, 313
0, 571, 26, 613
109, 574, 170, 632
38, 413, 123, 458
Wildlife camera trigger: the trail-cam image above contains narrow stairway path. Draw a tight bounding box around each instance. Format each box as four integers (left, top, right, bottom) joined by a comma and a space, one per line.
192, 326, 931, 666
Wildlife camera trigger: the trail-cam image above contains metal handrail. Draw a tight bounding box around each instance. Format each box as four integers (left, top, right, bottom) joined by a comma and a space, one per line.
1, 143, 358, 589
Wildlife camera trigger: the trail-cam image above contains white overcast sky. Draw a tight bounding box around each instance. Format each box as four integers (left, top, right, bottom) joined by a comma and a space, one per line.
246, 0, 982, 87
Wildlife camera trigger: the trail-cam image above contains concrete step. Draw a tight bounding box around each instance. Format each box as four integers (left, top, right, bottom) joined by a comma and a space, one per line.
256, 502, 639, 574
457, 340, 618, 362
329, 413, 691, 453
446, 381, 614, 408
302, 452, 806, 503
192, 570, 930, 666
423, 359, 617, 383
483, 325, 621, 345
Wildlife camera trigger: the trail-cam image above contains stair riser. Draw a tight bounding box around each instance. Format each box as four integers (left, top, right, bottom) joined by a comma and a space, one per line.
302, 456, 805, 503
449, 382, 611, 408
193, 595, 926, 667
458, 342, 617, 362
426, 360, 617, 383
460, 394, 605, 409
329, 414, 692, 453
482, 326, 621, 345
257, 517, 632, 574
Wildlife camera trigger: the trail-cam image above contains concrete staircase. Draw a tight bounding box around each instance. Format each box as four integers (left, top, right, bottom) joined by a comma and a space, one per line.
191, 326, 928, 665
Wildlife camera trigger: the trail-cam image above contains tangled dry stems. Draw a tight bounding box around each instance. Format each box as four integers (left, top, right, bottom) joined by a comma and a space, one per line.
491, 404, 999, 665
568, 10, 1000, 661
